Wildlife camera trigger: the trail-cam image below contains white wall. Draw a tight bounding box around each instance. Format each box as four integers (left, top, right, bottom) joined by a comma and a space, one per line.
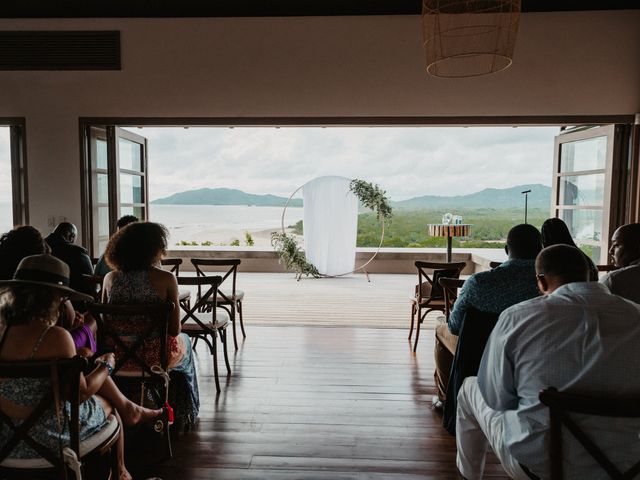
0, 11, 638, 240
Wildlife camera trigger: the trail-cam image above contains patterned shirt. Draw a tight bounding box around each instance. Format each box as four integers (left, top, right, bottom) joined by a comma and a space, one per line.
447, 258, 539, 335
600, 258, 640, 304
478, 282, 640, 478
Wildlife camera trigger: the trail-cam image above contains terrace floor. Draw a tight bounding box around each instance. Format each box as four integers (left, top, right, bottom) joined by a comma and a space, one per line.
131, 274, 508, 479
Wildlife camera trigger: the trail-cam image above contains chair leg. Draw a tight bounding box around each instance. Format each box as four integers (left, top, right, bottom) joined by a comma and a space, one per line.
413, 309, 421, 353
238, 300, 246, 338
221, 328, 231, 375
230, 306, 238, 351
409, 303, 416, 340
211, 334, 221, 394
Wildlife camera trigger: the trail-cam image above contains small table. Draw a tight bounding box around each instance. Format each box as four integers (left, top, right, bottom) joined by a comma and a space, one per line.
428, 224, 472, 262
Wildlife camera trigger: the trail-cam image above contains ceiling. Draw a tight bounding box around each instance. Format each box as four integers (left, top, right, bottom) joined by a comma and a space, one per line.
0, 0, 637, 18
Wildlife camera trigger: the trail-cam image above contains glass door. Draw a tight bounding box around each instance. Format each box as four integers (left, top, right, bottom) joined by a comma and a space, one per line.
551, 125, 619, 265
87, 126, 148, 255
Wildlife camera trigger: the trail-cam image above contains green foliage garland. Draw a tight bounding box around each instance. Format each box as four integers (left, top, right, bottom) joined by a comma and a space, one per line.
349, 179, 393, 221
271, 231, 320, 278
273, 178, 392, 277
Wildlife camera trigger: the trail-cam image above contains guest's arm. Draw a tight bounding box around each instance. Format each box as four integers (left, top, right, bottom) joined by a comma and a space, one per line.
447, 276, 476, 335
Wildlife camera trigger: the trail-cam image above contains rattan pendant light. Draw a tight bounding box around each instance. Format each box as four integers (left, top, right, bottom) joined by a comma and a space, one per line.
422, 0, 521, 78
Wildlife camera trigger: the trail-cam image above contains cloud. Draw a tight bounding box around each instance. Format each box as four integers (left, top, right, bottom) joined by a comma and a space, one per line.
140, 126, 559, 201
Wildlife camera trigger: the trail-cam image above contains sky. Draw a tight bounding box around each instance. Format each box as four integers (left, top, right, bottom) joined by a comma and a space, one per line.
140, 126, 559, 201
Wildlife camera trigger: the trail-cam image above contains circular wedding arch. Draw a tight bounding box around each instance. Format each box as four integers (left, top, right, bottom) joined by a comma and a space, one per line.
280, 179, 386, 278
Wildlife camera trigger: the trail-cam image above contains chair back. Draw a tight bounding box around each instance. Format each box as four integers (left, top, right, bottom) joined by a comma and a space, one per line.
539, 387, 640, 480
89, 303, 173, 376
81, 274, 104, 303
161, 258, 183, 276
415, 261, 466, 302
438, 277, 465, 321
191, 259, 240, 307
0, 356, 86, 471
177, 276, 223, 330
597, 264, 618, 273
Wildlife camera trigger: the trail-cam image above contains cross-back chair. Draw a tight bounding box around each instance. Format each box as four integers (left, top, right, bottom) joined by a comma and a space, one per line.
89, 302, 174, 459
177, 275, 230, 394
438, 277, 466, 322
0, 356, 120, 480
539, 387, 640, 480
190, 258, 245, 351
160, 258, 191, 309
410, 261, 466, 352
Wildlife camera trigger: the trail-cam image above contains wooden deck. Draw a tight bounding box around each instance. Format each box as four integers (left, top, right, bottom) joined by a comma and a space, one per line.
133, 325, 507, 479
183, 272, 445, 329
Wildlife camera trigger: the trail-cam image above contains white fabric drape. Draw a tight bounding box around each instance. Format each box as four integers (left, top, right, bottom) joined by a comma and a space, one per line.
303, 176, 358, 276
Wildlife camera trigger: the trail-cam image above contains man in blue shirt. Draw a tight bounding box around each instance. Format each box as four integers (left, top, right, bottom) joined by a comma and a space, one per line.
456, 244, 640, 479
434, 224, 541, 406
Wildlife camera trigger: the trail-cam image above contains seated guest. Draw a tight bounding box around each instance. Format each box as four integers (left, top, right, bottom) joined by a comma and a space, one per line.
541, 217, 598, 281
456, 245, 640, 479
45, 222, 94, 296
94, 215, 138, 276
0, 255, 161, 479
601, 223, 640, 303
102, 221, 199, 428
433, 224, 541, 407
0, 226, 97, 356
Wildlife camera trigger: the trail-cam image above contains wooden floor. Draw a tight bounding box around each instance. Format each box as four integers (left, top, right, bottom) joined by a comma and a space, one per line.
183, 273, 445, 329
133, 325, 507, 479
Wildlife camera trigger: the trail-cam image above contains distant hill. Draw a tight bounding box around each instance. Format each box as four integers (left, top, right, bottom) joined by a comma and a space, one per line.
152, 184, 552, 210
151, 188, 303, 207
393, 184, 552, 210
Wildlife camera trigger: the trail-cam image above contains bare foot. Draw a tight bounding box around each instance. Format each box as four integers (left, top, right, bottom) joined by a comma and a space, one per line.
120, 401, 162, 427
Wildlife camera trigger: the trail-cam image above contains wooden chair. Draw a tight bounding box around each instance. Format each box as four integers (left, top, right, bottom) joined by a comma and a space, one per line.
409, 261, 466, 352
177, 275, 230, 394
438, 277, 465, 322
539, 387, 640, 479
161, 258, 191, 309
0, 356, 120, 480
191, 258, 245, 351
89, 302, 174, 459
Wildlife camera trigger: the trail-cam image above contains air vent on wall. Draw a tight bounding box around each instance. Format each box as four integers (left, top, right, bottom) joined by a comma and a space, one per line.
0, 31, 120, 70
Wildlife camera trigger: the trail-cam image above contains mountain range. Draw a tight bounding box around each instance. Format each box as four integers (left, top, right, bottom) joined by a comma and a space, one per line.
151, 184, 552, 210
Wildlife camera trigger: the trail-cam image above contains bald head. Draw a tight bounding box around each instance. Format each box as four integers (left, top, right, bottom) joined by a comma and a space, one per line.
53, 222, 77, 243
536, 245, 589, 293
609, 224, 640, 267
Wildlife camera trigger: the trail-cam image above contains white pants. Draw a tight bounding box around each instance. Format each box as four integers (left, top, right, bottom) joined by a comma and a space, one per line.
456, 377, 531, 480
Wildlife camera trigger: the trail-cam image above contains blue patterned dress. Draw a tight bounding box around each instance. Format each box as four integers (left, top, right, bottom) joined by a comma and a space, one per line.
0, 327, 109, 459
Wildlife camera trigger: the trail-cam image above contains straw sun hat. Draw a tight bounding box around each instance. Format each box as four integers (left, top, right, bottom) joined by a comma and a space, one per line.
0, 254, 93, 303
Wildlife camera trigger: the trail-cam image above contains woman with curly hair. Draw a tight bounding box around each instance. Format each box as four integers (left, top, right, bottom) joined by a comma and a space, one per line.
102, 222, 199, 429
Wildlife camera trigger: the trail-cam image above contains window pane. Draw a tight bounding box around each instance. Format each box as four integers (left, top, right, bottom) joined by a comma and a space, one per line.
119, 173, 143, 204
119, 138, 142, 172
0, 128, 12, 233
98, 239, 108, 255
97, 173, 109, 204
560, 208, 603, 243
96, 138, 108, 169
133, 206, 145, 220
578, 244, 602, 265
559, 173, 604, 206
98, 206, 109, 237
560, 136, 606, 172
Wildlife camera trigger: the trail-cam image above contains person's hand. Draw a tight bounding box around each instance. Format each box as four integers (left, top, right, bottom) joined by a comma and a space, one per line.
71, 311, 85, 329
95, 352, 115, 370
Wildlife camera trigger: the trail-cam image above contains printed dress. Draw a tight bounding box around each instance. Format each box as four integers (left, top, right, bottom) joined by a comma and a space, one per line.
106, 270, 200, 430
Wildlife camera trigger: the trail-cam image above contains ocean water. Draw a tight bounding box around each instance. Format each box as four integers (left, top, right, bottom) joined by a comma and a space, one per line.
149, 204, 304, 246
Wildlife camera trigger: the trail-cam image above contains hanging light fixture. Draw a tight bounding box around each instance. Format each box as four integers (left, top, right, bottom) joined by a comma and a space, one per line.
422, 0, 521, 78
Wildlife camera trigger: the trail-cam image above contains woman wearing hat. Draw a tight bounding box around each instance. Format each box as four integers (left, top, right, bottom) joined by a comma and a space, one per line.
0, 254, 161, 480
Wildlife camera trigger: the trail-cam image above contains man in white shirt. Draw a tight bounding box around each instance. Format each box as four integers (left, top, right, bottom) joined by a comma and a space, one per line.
601, 223, 640, 303
456, 244, 640, 479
